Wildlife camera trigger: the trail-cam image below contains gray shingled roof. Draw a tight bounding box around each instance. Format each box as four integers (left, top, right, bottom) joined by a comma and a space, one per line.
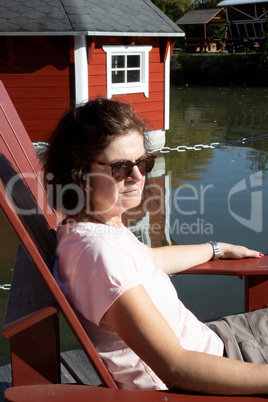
0, 0, 184, 36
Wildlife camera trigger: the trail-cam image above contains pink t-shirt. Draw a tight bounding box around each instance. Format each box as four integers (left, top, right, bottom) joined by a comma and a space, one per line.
54, 221, 224, 390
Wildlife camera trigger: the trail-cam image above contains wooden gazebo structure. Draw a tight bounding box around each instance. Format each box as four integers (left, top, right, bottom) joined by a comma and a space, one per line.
176, 8, 227, 52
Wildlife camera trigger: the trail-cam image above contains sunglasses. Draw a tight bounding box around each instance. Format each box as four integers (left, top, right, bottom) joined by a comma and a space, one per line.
91, 153, 156, 181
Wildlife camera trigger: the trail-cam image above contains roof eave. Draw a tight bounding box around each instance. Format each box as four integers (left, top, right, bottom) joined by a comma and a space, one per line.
217, 0, 268, 5
0, 31, 185, 37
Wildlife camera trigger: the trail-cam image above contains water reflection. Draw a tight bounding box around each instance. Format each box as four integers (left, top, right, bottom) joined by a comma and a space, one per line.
168, 86, 268, 149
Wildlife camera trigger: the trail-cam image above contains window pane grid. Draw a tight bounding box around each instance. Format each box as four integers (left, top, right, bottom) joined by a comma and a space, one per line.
111, 54, 141, 84
103, 45, 152, 98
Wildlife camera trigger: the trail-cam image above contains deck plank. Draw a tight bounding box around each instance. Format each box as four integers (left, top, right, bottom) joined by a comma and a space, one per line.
0, 364, 12, 402
60, 349, 103, 386
0, 349, 103, 401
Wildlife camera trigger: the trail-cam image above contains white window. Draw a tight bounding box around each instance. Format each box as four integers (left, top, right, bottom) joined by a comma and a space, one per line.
103, 45, 152, 99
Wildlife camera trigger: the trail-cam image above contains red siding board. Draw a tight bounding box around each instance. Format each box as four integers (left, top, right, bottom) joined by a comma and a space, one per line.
88, 86, 107, 96
150, 82, 164, 93
18, 109, 66, 120
88, 77, 106, 88
89, 90, 107, 99
150, 72, 164, 82
88, 47, 106, 98
0, 76, 70, 88
140, 110, 164, 122
29, 130, 56, 142
24, 120, 59, 130
149, 119, 163, 128
23, 122, 60, 141
88, 64, 106, 76
149, 51, 161, 64
12, 98, 69, 111
0, 66, 71, 76
0, 36, 73, 141
6, 87, 70, 99
117, 95, 164, 130
134, 102, 163, 113
150, 63, 164, 74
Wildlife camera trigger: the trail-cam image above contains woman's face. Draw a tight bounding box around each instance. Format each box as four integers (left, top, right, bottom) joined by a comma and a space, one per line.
89, 130, 146, 226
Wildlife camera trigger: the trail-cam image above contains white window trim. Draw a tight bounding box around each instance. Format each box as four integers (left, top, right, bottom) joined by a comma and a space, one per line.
103, 45, 152, 99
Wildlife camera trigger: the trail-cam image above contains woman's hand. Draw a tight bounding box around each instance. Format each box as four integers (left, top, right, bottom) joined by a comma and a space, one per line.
218, 243, 264, 260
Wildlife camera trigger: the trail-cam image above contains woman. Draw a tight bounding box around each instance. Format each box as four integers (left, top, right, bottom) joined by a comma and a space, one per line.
44, 98, 268, 395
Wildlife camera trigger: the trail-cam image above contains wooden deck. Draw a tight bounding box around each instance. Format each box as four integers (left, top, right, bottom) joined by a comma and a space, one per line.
0, 349, 104, 402
0, 363, 11, 401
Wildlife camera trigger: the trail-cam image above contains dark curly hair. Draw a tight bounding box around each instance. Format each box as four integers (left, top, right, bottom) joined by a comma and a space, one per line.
43, 98, 149, 216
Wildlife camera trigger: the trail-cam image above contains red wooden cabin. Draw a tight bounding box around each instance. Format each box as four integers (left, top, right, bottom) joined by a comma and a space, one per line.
0, 0, 184, 146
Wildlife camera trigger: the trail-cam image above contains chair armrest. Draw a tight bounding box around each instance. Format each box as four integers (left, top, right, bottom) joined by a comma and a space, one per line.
2, 305, 59, 339
182, 256, 268, 312
183, 255, 268, 276
5, 383, 268, 402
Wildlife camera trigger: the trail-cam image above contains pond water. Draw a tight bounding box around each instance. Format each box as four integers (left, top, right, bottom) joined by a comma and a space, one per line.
164, 85, 268, 322
0, 85, 268, 364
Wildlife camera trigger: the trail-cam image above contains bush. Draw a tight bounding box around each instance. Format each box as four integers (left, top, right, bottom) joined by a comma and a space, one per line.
170, 53, 268, 86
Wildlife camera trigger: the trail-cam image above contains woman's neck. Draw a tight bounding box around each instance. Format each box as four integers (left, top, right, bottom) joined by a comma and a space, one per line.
67, 212, 123, 228
89, 214, 122, 228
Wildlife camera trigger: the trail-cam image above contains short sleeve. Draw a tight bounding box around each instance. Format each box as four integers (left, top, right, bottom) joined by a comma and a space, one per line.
70, 237, 142, 326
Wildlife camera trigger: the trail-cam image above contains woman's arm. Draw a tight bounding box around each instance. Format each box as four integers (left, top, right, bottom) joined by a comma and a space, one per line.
104, 285, 268, 395
148, 242, 262, 275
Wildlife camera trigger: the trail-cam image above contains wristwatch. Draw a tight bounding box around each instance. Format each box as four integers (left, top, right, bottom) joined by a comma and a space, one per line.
209, 241, 221, 260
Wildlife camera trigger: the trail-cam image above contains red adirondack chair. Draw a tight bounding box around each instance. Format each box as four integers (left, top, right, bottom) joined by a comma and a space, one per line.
0, 80, 267, 401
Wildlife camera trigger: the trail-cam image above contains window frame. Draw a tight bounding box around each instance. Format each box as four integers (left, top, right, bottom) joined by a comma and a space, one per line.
103, 45, 152, 99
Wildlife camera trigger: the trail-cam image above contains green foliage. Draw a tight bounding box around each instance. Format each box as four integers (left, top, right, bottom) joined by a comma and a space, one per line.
207, 25, 226, 40
150, 0, 195, 21
170, 53, 268, 86
194, 0, 221, 9
259, 38, 268, 54
151, 0, 224, 22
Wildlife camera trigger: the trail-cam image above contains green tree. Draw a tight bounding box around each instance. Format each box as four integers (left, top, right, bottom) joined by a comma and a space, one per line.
151, 0, 195, 22
194, 0, 220, 8
151, 0, 222, 21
